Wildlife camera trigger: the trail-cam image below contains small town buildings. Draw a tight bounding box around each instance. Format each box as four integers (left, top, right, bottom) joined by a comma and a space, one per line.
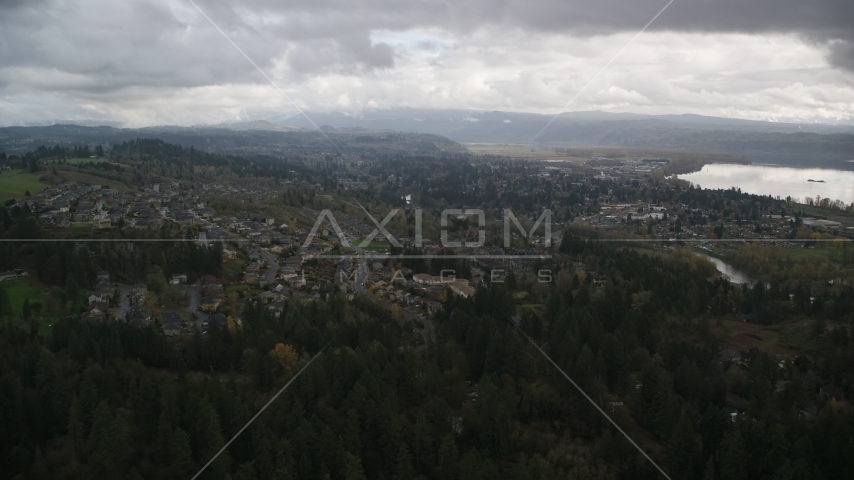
81, 309, 106, 323
0, 271, 19, 282
201, 295, 224, 312
719, 349, 743, 363
91, 218, 112, 229
87, 291, 106, 305
207, 313, 227, 330
161, 312, 183, 336
128, 307, 151, 327
450, 281, 476, 298
412, 273, 455, 285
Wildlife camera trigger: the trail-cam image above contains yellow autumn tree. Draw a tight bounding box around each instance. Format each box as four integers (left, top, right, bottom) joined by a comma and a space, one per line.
144, 292, 159, 310
268, 343, 298, 373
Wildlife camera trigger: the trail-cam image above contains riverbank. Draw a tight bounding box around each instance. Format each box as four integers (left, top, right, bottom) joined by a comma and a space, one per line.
652, 153, 750, 179
696, 252, 756, 285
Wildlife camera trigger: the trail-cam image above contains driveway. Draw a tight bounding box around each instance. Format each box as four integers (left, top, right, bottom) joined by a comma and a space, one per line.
403, 308, 434, 344
186, 285, 200, 312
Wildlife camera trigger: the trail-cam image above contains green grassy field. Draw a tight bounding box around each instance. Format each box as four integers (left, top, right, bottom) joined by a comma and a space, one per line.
715, 318, 806, 356
65, 157, 102, 164
517, 304, 544, 319
222, 258, 247, 281
497, 145, 553, 154
63, 157, 122, 166
726, 243, 853, 277
783, 246, 845, 260
790, 202, 853, 222
466, 144, 560, 155
357, 240, 391, 252
2, 277, 45, 318
0, 169, 48, 202
790, 247, 854, 273
54, 169, 132, 191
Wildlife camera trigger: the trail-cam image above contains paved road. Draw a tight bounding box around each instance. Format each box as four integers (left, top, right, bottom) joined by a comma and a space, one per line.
355, 260, 369, 294
192, 309, 208, 329
257, 248, 279, 286
347, 244, 430, 340
185, 285, 209, 328
94, 201, 106, 220
115, 285, 132, 320
346, 244, 430, 342
344, 244, 369, 295
186, 285, 200, 311
193, 211, 279, 287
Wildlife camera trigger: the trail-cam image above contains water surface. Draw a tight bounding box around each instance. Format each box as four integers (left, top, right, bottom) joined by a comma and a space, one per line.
698, 253, 756, 285
679, 164, 854, 204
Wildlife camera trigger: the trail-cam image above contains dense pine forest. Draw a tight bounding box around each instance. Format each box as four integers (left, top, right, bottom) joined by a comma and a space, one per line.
1, 226, 854, 479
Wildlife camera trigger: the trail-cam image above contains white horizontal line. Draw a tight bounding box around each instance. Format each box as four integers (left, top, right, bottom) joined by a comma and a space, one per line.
317, 255, 549, 259
0, 238, 847, 243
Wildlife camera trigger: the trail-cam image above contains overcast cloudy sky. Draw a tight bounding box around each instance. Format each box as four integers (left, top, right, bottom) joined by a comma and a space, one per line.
1, 0, 853, 127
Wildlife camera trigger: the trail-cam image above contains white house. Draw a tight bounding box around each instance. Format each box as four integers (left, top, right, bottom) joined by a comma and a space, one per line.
0, 271, 19, 282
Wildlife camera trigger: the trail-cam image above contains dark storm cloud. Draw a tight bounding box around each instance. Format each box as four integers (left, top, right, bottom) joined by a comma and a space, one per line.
829, 41, 854, 72
0, 0, 43, 8
197, 0, 854, 77
499, 0, 853, 35
0, 0, 852, 126
285, 39, 394, 76
196, 0, 854, 68
0, 0, 401, 89
341, 33, 395, 69
3, 0, 853, 40
514, 0, 854, 71
2, 0, 853, 86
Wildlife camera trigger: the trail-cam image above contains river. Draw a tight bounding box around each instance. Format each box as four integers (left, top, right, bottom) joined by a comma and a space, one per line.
679, 164, 854, 205
697, 253, 756, 285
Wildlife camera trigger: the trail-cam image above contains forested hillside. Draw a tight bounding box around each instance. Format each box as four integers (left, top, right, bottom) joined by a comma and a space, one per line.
1, 219, 853, 479
1, 138, 853, 480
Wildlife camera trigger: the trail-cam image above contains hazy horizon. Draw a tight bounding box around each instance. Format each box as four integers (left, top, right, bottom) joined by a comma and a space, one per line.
2, 0, 853, 128
6, 107, 854, 131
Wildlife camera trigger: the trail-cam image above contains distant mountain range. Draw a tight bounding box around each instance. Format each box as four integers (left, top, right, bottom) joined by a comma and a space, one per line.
264, 109, 854, 169
0, 123, 464, 158
262, 109, 854, 136
2, 109, 854, 169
